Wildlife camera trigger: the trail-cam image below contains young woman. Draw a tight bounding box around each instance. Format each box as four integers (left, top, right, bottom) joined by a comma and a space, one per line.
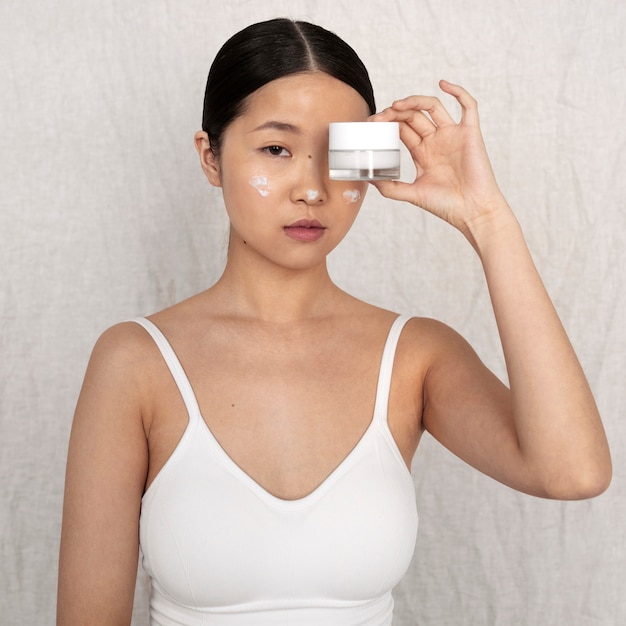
57, 18, 611, 626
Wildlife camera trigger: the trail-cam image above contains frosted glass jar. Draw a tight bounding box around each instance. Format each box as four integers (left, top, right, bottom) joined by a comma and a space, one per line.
329, 122, 400, 180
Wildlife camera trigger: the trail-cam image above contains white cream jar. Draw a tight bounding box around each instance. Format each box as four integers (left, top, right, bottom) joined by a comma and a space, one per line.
329, 122, 400, 181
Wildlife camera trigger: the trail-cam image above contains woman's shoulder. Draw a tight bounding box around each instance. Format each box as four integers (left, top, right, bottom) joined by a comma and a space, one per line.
402, 315, 464, 338
346, 296, 458, 335
93, 318, 156, 355
338, 300, 468, 374
341, 303, 469, 376
86, 318, 167, 387
95, 289, 211, 352
398, 315, 475, 362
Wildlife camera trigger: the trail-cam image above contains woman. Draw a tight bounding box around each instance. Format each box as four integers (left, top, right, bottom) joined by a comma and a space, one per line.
57, 18, 611, 626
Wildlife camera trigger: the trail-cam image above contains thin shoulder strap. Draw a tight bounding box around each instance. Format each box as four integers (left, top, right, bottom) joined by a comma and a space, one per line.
129, 317, 201, 422
373, 314, 413, 425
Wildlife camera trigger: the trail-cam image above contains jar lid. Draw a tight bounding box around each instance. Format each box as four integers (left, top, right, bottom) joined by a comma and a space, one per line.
329, 122, 400, 150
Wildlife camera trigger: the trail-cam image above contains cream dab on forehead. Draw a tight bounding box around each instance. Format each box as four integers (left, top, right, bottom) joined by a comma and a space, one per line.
343, 189, 361, 204
249, 175, 271, 197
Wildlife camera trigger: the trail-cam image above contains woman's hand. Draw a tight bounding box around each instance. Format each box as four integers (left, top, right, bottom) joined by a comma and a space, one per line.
371, 80, 508, 236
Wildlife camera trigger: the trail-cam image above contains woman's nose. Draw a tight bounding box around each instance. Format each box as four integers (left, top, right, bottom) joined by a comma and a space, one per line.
291, 155, 329, 205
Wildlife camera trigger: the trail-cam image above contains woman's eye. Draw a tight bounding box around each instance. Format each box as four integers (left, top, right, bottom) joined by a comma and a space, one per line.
263, 145, 290, 157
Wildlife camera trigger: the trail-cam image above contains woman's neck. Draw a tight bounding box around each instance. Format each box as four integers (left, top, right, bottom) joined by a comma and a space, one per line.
211, 255, 342, 325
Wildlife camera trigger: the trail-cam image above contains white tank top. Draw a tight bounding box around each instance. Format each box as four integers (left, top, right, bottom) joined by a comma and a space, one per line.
134, 315, 418, 625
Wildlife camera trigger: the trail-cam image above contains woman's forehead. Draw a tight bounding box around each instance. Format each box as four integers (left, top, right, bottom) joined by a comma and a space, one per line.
242, 72, 371, 123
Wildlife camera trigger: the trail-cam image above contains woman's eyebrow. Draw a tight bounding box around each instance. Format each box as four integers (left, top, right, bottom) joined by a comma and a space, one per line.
251, 120, 301, 134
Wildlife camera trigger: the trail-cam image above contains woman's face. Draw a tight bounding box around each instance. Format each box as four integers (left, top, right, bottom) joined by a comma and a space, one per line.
208, 71, 372, 271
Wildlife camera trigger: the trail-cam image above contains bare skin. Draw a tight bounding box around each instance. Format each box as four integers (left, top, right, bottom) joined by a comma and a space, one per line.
57, 72, 611, 625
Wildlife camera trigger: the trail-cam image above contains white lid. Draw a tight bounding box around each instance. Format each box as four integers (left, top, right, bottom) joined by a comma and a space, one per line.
329, 122, 399, 150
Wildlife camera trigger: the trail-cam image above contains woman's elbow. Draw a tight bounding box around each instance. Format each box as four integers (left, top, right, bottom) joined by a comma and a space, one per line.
543, 456, 612, 500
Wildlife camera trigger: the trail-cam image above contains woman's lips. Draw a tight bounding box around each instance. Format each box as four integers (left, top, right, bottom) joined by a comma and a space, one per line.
284, 219, 326, 242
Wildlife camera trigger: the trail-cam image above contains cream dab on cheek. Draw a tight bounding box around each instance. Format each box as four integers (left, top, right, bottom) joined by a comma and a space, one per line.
249, 175, 271, 197
343, 189, 361, 204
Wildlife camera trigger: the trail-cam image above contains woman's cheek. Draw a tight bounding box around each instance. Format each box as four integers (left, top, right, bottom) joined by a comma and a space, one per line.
249, 175, 272, 198
342, 188, 361, 204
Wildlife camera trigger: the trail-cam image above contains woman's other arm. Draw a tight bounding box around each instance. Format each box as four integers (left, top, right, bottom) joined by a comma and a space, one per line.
57, 323, 150, 625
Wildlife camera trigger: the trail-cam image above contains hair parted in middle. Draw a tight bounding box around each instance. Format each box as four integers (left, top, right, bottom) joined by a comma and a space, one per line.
201, 18, 376, 156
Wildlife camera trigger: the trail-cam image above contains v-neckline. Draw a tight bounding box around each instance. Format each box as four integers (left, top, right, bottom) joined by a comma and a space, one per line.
138, 314, 409, 509
196, 403, 380, 507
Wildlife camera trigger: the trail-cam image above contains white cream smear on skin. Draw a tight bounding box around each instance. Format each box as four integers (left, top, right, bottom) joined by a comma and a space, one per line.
343, 189, 361, 204
306, 190, 320, 201
249, 175, 271, 197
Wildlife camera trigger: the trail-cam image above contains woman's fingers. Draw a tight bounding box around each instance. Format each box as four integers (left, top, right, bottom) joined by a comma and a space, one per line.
390, 94, 457, 128
373, 82, 479, 130
370, 179, 418, 205
438, 80, 480, 126
373, 107, 436, 143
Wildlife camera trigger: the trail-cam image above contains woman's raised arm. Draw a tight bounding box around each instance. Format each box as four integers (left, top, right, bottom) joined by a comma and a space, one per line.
373, 82, 611, 498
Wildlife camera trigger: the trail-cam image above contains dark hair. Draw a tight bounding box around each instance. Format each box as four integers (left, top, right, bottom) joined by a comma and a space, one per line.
202, 18, 376, 156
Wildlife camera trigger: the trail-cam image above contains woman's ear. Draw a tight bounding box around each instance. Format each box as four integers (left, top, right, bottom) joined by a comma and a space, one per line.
194, 130, 221, 187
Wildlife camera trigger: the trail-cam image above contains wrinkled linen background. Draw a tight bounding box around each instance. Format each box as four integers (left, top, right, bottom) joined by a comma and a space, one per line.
1, 0, 625, 624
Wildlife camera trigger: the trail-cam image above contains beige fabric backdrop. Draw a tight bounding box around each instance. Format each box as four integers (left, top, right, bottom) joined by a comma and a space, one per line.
1, 0, 624, 623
